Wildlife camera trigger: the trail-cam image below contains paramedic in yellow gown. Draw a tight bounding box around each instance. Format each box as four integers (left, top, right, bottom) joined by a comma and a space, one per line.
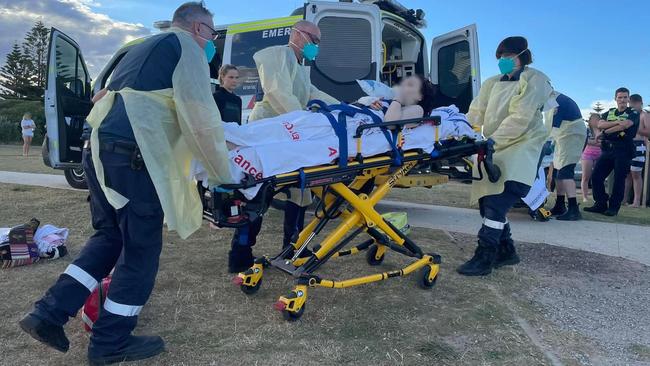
459, 36, 554, 276
228, 20, 338, 271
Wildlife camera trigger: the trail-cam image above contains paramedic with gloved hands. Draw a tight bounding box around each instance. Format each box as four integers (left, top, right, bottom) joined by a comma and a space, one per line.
547, 93, 587, 220
584, 87, 640, 216
19, 2, 231, 364
459, 36, 554, 277
226, 20, 339, 272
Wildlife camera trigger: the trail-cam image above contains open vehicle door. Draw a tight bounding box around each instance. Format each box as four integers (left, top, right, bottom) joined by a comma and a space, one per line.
304, 1, 382, 103
44, 28, 92, 170
430, 24, 480, 113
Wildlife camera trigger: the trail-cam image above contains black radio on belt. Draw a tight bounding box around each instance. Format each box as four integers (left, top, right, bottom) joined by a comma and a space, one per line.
130, 148, 144, 171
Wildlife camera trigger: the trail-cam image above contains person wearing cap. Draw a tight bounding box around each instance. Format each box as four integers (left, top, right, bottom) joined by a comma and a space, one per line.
460, 36, 554, 276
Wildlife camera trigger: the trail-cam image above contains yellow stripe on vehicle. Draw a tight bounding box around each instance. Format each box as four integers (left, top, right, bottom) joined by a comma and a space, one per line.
227, 15, 302, 34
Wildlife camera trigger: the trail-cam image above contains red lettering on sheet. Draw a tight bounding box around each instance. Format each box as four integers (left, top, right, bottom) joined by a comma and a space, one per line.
282, 121, 300, 140
328, 147, 337, 157
232, 152, 264, 179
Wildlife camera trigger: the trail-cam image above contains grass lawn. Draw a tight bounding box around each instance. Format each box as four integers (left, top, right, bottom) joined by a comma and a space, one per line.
388, 181, 650, 227
0, 144, 62, 175
1, 183, 649, 365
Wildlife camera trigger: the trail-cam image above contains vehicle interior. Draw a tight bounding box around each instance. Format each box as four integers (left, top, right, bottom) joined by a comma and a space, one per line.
52, 35, 92, 164
379, 17, 424, 87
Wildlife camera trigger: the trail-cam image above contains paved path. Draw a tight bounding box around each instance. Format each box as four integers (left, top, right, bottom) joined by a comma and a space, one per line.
0, 170, 77, 191
378, 200, 650, 266
2, 170, 648, 266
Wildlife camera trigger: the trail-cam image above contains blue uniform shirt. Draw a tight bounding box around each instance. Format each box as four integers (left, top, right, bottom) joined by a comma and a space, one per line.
98, 33, 182, 143
552, 93, 582, 128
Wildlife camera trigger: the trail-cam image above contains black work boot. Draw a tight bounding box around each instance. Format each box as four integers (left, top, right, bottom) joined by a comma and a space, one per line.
550, 195, 567, 216
556, 201, 582, 221
19, 313, 70, 353
457, 244, 497, 276
584, 201, 608, 214
494, 224, 520, 268
228, 246, 254, 273
88, 335, 165, 366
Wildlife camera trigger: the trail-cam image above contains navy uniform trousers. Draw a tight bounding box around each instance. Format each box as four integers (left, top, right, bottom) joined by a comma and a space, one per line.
591, 143, 634, 212
478, 181, 531, 247
32, 147, 164, 353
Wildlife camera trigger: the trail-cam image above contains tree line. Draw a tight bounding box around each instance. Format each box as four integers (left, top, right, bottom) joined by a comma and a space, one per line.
0, 21, 49, 100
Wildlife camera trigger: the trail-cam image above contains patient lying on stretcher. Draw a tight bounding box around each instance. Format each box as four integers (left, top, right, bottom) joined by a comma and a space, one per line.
192, 75, 481, 198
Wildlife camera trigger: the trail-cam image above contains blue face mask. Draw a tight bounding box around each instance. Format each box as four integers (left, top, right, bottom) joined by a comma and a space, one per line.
302, 43, 319, 61
204, 40, 216, 63
498, 48, 528, 75
498, 57, 515, 75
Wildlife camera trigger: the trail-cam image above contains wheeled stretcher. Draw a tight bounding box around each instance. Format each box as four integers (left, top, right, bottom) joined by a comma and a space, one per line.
202, 115, 501, 321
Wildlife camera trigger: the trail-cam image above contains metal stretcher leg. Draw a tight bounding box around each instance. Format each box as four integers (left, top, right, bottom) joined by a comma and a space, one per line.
233, 161, 441, 321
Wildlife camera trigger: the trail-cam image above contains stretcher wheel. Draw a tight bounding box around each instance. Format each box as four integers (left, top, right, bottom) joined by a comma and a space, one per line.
240, 278, 262, 295
417, 266, 438, 289
366, 245, 385, 266
282, 304, 305, 321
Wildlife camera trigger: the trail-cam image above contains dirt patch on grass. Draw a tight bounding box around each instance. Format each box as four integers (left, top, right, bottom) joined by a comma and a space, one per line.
1, 183, 648, 365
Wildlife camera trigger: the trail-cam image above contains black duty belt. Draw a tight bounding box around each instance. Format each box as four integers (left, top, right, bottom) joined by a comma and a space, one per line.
99, 141, 144, 170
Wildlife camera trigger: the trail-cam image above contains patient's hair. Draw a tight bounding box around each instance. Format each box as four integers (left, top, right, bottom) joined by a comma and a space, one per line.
415, 74, 436, 117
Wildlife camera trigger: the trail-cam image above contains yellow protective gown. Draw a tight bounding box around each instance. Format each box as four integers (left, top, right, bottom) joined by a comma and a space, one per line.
249, 45, 338, 206
249, 45, 338, 121
551, 117, 588, 170
86, 27, 232, 239
467, 67, 554, 204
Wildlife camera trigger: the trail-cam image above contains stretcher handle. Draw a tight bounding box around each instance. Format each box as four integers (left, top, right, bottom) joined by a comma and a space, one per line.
353, 116, 441, 139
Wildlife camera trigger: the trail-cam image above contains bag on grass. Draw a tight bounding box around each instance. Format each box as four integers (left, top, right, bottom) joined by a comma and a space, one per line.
1, 218, 41, 269
81, 276, 112, 332
380, 212, 410, 236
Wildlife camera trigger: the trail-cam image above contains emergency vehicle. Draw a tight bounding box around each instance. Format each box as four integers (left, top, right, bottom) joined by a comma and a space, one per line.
42, 0, 480, 188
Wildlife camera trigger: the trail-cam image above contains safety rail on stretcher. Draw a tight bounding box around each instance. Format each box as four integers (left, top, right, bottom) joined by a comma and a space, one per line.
201, 116, 501, 230
199, 115, 502, 321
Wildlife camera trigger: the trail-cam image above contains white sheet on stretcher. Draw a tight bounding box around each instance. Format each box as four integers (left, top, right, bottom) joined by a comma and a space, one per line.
191, 105, 481, 199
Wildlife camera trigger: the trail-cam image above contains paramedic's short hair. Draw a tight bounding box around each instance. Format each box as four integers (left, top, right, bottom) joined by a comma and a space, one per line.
172, 1, 213, 28
630, 94, 643, 103
218, 64, 238, 83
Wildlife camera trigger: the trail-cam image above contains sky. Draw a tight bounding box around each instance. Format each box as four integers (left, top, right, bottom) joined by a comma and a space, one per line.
1, 0, 649, 116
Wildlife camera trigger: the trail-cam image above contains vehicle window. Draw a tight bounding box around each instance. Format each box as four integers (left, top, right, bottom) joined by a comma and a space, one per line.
209, 30, 227, 80
437, 40, 471, 99
55, 36, 89, 99
229, 26, 293, 95
315, 16, 372, 83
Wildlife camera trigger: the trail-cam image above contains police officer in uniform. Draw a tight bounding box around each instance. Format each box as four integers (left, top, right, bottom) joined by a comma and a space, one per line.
19, 3, 231, 364
585, 87, 640, 216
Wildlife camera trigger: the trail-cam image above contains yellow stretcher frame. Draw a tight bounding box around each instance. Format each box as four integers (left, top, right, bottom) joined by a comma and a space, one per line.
232, 158, 441, 321
203, 117, 499, 321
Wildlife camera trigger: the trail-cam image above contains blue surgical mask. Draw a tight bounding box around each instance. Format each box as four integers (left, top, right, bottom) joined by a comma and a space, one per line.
498, 48, 528, 75
197, 33, 217, 62
292, 28, 320, 61
204, 40, 216, 62
302, 43, 319, 61
498, 57, 515, 75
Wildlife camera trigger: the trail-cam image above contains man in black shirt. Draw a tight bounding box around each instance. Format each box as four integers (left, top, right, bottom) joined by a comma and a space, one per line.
585, 87, 640, 216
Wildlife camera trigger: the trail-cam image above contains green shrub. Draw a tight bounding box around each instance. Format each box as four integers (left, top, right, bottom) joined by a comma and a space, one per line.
0, 99, 45, 144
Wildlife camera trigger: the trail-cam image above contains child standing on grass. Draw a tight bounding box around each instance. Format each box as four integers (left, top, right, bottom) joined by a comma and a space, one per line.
20, 113, 35, 156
